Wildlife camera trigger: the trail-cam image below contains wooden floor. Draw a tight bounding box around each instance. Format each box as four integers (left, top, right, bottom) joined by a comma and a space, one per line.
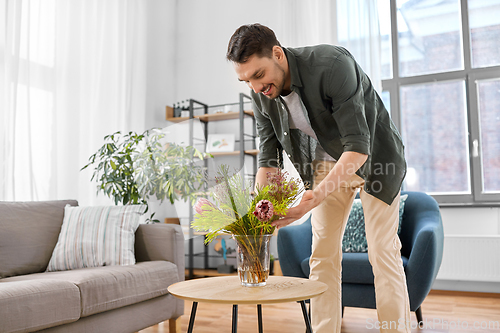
139, 290, 500, 333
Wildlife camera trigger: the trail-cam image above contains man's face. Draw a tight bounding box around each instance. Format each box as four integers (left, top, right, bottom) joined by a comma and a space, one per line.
233, 51, 287, 99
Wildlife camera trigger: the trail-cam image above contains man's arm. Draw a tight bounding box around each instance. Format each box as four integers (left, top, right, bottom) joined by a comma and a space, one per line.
271, 151, 367, 229
254, 167, 278, 192
251, 91, 282, 193
312, 151, 367, 203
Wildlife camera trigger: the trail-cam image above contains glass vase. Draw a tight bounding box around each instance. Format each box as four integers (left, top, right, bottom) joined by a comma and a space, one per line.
233, 234, 272, 287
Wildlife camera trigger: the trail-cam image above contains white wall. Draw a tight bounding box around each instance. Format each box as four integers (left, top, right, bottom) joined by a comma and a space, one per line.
173, 0, 338, 105
434, 206, 500, 293
174, 0, 283, 106
440, 207, 500, 235
145, 0, 177, 130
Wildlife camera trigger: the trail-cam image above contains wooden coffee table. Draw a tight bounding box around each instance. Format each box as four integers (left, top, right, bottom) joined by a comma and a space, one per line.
168, 275, 327, 333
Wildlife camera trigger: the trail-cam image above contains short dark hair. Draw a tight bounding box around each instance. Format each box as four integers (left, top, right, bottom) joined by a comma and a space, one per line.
226, 23, 281, 63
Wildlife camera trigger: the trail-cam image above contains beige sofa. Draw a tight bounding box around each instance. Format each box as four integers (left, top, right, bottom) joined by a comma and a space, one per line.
0, 200, 184, 333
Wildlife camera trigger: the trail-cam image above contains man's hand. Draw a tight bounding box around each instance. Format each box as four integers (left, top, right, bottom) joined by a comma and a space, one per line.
271, 190, 320, 229
254, 167, 278, 193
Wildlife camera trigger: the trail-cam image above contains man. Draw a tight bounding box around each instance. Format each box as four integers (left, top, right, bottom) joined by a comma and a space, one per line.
226, 23, 410, 333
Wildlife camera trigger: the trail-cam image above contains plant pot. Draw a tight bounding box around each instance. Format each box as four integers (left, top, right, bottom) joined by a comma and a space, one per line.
232, 234, 272, 287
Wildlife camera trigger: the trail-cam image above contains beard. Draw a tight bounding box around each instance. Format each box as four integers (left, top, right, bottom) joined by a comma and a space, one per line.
265, 62, 287, 100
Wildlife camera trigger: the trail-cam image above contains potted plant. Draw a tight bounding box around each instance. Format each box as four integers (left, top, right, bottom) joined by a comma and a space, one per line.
81, 129, 211, 222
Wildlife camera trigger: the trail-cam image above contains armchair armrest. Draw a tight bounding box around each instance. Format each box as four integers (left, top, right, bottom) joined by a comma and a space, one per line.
405, 218, 444, 309
135, 224, 185, 283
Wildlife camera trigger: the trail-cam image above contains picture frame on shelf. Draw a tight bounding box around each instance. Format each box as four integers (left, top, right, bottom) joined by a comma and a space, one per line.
206, 134, 235, 153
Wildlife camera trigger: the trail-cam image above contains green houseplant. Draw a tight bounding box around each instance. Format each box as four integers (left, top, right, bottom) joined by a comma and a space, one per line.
82, 129, 211, 222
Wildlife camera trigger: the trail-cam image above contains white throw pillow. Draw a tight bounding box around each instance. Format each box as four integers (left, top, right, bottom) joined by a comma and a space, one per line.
46, 205, 146, 272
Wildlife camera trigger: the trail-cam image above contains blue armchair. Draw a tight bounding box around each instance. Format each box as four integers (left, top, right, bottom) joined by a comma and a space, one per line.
277, 191, 444, 322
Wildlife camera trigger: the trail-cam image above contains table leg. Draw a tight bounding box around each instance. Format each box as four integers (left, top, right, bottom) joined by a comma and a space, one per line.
232, 304, 238, 333
187, 301, 198, 333
308, 302, 311, 321
300, 300, 313, 333
257, 304, 263, 333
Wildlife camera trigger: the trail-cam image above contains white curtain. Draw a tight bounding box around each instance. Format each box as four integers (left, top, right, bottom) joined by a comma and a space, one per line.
1, 0, 148, 204
337, 0, 382, 92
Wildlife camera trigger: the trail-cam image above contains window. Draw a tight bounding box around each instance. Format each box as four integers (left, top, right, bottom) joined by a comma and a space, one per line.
379, 0, 500, 204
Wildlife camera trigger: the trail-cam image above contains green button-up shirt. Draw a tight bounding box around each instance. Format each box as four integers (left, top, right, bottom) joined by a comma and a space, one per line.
252, 45, 406, 205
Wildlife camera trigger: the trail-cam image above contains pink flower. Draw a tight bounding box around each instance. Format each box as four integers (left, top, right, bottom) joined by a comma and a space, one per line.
194, 198, 215, 215
253, 199, 274, 222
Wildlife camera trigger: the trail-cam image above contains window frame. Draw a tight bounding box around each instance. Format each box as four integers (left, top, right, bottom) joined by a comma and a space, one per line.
382, 0, 500, 206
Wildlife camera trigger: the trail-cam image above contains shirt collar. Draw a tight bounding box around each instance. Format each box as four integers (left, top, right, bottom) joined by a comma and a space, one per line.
283, 47, 303, 90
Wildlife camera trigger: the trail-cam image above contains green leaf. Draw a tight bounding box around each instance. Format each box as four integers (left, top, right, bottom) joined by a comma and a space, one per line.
81, 128, 209, 209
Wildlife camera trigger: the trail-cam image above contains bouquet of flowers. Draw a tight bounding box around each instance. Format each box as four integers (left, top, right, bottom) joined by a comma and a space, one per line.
191, 165, 306, 286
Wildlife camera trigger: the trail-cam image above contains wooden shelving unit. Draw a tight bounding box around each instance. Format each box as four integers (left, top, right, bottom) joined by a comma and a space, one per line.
166, 95, 258, 280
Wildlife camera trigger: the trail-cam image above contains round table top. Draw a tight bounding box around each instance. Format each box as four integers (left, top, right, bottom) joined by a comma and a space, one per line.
168, 276, 328, 305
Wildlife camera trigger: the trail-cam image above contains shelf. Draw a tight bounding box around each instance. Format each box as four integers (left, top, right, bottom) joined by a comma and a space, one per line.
192, 254, 237, 259
185, 262, 283, 279
181, 226, 209, 236
209, 150, 259, 157
244, 149, 259, 156
185, 268, 238, 278
181, 225, 232, 237
210, 151, 240, 157
166, 110, 254, 123
198, 110, 254, 122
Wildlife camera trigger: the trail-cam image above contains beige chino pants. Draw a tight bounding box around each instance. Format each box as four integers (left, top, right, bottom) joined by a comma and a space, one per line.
309, 160, 411, 333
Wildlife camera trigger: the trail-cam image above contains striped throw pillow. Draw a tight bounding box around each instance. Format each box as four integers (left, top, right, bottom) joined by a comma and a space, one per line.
46, 205, 146, 272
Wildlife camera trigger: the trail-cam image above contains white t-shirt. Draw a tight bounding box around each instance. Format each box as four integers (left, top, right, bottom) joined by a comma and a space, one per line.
281, 91, 336, 162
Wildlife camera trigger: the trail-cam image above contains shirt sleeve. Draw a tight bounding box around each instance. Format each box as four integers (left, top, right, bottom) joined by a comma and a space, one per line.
252, 92, 283, 168
327, 53, 371, 156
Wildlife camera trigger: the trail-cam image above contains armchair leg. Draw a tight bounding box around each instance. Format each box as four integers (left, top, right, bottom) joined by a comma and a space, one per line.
169, 317, 181, 333
342, 306, 344, 318
415, 306, 423, 325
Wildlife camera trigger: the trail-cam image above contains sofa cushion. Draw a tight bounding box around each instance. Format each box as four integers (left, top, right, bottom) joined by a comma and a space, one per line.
0, 279, 80, 333
1, 261, 178, 317
0, 200, 78, 278
46, 204, 146, 272
342, 194, 408, 253
300, 253, 409, 284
